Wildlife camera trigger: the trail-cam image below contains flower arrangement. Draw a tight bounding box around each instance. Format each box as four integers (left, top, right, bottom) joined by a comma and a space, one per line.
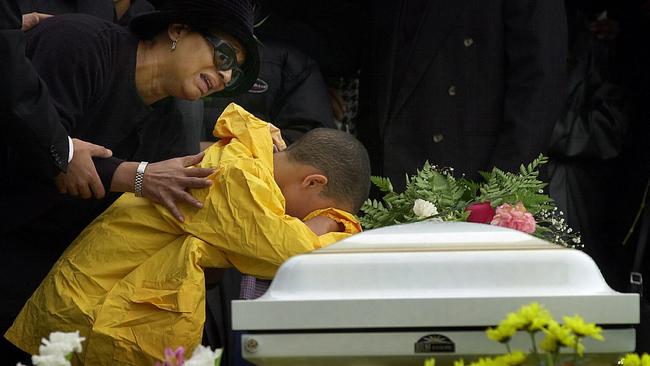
360, 155, 581, 247
14, 332, 222, 366
422, 302, 607, 366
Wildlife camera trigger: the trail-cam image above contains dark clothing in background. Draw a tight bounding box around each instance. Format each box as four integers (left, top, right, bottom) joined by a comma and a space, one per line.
254, 0, 362, 78
203, 41, 335, 144
557, 0, 650, 352
0, 0, 70, 180
0, 1, 70, 361
357, 0, 568, 189
17, 0, 154, 26
0, 15, 187, 349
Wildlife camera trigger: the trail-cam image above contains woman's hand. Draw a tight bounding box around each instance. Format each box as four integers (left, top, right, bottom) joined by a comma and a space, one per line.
142, 152, 214, 222
21, 12, 52, 31
110, 152, 214, 222
55, 138, 112, 199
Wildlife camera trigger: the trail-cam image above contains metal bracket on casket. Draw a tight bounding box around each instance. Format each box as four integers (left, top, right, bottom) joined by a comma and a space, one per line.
232, 222, 639, 365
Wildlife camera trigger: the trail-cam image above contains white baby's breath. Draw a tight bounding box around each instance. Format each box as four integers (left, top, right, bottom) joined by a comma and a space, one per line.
412, 199, 438, 219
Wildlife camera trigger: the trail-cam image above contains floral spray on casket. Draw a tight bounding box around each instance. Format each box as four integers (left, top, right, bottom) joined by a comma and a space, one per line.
360, 155, 581, 247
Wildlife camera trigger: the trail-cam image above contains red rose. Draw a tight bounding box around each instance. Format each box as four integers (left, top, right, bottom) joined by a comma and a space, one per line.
466, 202, 495, 224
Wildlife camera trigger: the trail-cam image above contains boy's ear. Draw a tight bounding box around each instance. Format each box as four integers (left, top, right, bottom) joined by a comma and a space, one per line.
301, 174, 328, 189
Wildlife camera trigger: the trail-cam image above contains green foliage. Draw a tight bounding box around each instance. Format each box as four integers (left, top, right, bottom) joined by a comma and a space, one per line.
477, 155, 551, 215
360, 155, 581, 246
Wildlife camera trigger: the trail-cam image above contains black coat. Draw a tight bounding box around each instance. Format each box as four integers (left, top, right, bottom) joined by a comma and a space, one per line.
357, 0, 568, 188
0, 0, 69, 180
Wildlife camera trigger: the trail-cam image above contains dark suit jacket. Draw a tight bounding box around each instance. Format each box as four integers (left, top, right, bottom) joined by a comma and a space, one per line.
0, 0, 69, 179
358, 0, 567, 188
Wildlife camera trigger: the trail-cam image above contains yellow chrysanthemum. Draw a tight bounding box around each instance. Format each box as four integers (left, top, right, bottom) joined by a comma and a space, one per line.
622, 353, 650, 366
500, 312, 527, 331
642, 353, 650, 366
495, 351, 527, 366
622, 353, 641, 366
517, 303, 553, 332
539, 334, 559, 353
573, 340, 586, 357
562, 314, 604, 341
424, 358, 436, 366
542, 320, 577, 347
486, 323, 518, 343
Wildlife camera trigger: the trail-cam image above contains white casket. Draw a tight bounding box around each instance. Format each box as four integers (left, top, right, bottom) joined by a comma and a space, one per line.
232, 222, 639, 365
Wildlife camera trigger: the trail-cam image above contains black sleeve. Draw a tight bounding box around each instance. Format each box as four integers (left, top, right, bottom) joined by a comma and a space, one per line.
133, 98, 193, 162
271, 47, 335, 144
24, 19, 106, 135
491, 0, 568, 172
0, 0, 70, 178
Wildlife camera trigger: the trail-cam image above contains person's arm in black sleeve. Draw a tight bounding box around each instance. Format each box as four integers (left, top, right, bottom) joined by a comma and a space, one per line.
271, 45, 335, 144
22, 17, 117, 198
0, 0, 70, 179
1, 2, 113, 199
490, 0, 568, 171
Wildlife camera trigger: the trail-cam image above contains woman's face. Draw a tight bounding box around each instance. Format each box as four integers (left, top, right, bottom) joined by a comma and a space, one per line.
167, 26, 245, 100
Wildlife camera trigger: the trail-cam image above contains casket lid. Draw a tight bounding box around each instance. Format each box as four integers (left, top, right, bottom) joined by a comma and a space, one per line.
233, 222, 638, 330
316, 221, 558, 254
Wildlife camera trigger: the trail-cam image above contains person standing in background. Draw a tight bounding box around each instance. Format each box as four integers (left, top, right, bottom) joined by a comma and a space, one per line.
357, 0, 568, 188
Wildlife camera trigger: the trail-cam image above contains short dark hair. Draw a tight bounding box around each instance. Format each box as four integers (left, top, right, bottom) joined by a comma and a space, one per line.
285, 128, 371, 213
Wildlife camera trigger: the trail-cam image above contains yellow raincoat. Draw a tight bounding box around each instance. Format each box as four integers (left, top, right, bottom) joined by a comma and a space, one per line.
6, 104, 361, 364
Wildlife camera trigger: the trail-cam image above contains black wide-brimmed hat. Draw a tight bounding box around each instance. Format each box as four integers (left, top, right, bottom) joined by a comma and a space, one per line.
129, 0, 260, 97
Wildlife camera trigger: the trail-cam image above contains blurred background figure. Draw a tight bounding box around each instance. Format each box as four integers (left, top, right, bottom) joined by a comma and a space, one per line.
357, 0, 567, 189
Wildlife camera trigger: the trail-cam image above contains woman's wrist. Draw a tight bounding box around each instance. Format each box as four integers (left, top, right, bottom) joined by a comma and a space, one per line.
109, 161, 139, 193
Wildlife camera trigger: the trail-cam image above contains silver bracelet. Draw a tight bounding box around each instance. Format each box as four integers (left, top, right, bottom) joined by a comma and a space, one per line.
134, 161, 148, 197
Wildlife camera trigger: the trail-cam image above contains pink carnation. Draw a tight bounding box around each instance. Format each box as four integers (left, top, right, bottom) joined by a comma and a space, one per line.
155, 347, 185, 366
490, 202, 536, 234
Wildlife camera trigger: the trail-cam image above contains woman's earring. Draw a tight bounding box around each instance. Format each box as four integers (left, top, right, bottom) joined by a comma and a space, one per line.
170, 40, 177, 51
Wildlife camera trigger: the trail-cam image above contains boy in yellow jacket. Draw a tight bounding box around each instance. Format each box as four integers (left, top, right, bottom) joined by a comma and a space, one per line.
6, 103, 370, 364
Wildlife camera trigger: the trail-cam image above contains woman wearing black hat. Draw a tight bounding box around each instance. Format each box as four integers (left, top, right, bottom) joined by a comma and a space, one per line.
0, 0, 260, 361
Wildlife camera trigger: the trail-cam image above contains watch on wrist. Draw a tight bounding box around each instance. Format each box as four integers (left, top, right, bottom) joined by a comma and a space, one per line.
134, 161, 148, 197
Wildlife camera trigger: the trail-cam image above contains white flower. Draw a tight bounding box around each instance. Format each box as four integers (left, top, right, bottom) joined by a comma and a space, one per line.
412, 199, 438, 219
39, 341, 74, 356
184, 345, 223, 366
46, 331, 85, 353
29, 331, 86, 366
31, 354, 69, 366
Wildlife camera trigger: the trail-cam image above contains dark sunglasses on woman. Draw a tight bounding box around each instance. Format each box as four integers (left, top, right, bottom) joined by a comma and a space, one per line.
203, 34, 243, 88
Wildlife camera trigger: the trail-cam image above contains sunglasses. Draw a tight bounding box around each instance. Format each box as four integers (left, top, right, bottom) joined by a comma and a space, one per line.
202, 34, 243, 89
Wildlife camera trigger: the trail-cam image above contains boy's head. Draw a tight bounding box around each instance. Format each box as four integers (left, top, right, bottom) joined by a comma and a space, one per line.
273, 128, 371, 219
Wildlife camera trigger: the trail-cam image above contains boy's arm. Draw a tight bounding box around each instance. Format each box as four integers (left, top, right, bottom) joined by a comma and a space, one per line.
174, 160, 326, 279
